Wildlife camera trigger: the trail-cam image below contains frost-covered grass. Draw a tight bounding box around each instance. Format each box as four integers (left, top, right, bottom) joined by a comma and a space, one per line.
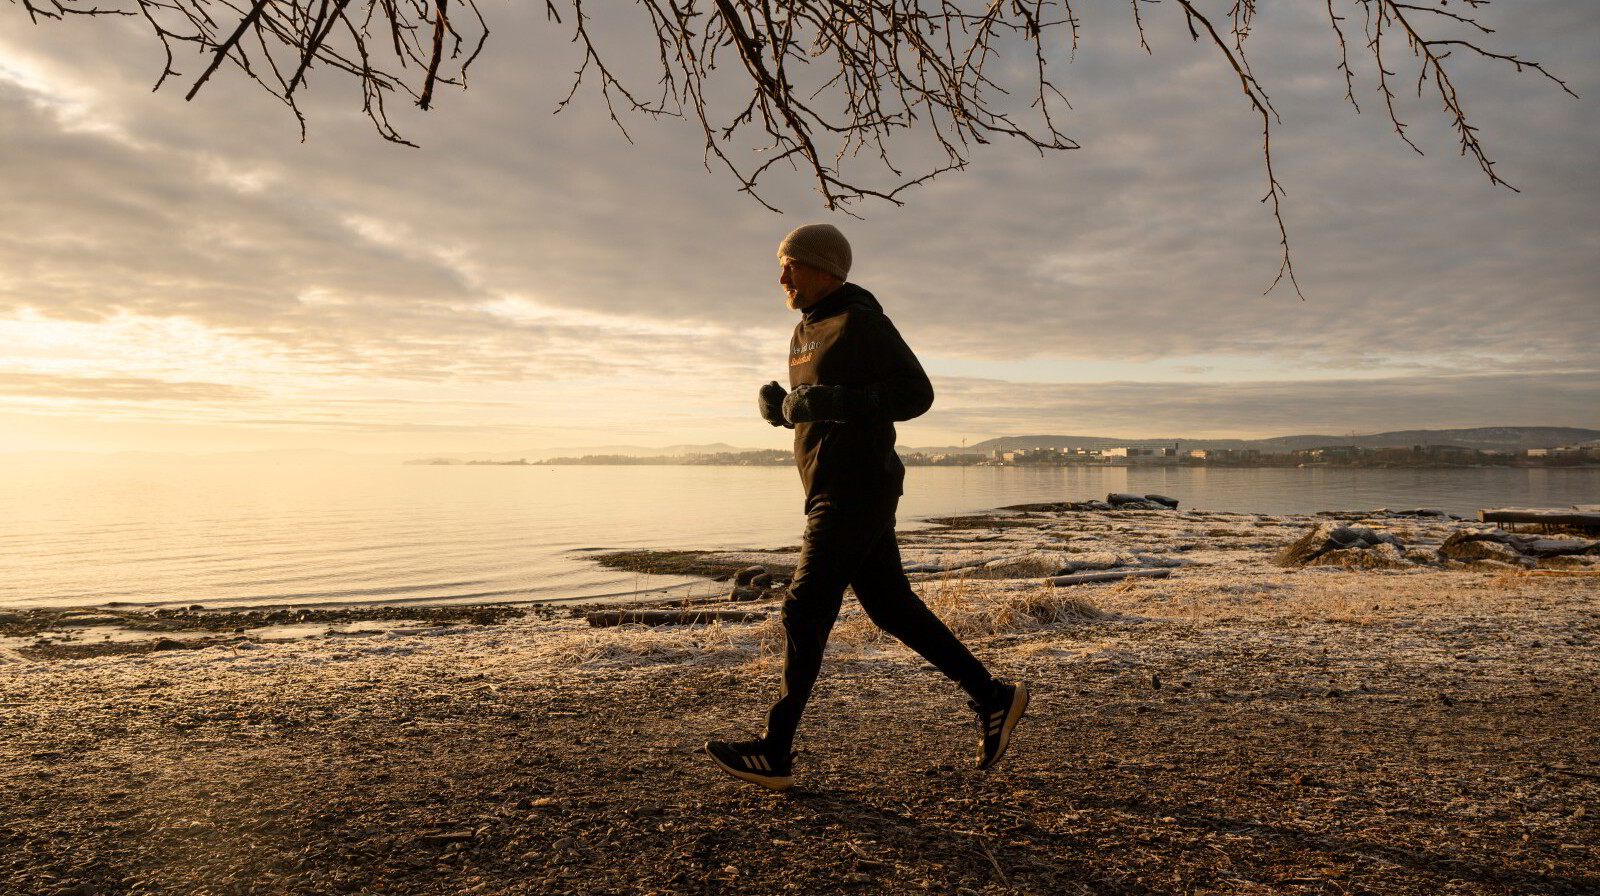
5, 507, 1593, 684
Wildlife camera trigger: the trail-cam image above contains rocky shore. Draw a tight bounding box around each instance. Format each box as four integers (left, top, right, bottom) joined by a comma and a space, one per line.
3, 505, 1597, 895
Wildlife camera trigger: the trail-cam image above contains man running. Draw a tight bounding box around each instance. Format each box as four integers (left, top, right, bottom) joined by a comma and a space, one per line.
706, 223, 1029, 791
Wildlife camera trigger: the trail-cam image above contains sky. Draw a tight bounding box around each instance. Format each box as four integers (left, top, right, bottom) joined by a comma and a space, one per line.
1, 1, 1596, 457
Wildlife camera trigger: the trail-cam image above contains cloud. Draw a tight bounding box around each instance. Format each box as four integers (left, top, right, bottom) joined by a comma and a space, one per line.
916, 370, 1600, 440
0, 372, 260, 402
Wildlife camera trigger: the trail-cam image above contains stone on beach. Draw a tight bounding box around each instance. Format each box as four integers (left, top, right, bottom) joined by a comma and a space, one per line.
1106, 493, 1179, 510
1440, 533, 1531, 567
1056, 492, 1180, 512
733, 565, 767, 586
1276, 523, 1410, 569
726, 565, 787, 601
1439, 529, 1600, 568
1275, 520, 1598, 573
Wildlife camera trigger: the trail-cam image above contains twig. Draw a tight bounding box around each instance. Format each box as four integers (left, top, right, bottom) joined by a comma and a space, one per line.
1545, 766, 1600, 781
184, 0, 270, 101
975, 835, 1009, 887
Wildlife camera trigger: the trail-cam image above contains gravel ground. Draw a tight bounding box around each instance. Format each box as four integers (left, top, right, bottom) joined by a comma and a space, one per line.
2, 508, 1597, 895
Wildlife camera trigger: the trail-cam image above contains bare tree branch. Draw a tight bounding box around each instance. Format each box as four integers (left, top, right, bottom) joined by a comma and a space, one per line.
1175, 0, 1300, 298
9, 0, 1580, 294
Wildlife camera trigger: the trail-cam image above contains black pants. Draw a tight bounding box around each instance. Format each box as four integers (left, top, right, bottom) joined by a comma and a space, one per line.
762, 497, 993, 751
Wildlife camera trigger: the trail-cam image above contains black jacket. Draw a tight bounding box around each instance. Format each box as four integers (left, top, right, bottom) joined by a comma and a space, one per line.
786, 283, 934, 506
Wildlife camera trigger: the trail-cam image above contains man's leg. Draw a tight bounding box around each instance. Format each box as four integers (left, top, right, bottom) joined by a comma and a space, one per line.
761, 501, 889, 752
849, 525, 993, 701
851, 520, 1031, 770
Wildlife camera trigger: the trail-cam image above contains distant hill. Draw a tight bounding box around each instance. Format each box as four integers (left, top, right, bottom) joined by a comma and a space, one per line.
911, 426, 1600, 456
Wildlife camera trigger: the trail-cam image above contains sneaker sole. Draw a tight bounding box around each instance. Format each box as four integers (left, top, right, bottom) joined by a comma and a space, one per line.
978, 682, 1030, 770
705, 742, 794, 791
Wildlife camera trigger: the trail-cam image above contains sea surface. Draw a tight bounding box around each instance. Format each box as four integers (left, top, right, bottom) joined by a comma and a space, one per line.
2, 464, 1595, 610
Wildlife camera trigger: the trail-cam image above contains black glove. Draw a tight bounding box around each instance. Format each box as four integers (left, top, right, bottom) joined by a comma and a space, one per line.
782, 384, 855, 424
758, 381, 791, 428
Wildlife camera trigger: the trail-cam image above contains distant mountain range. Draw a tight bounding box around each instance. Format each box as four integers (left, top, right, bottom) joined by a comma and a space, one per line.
913, 427, 1600, 456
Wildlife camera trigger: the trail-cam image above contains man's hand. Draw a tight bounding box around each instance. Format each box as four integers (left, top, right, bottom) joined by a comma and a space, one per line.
782, 384, 852, 424
758, 381, 792, 428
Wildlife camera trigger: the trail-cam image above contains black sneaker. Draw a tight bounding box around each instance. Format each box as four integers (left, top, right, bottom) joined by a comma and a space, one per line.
705, 739, 795, 791
971, 680, 1029, 770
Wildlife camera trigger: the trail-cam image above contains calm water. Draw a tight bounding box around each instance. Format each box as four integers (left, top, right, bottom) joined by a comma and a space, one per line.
2, 464, 1594, 610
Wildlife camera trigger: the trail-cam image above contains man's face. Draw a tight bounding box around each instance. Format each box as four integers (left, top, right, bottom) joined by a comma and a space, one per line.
779, 256, 838, 311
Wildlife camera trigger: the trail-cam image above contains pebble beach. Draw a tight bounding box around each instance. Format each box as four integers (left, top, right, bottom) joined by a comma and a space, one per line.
3, 504, 1597, 895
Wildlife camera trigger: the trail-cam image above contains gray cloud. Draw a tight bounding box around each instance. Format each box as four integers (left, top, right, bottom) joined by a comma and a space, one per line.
917, 370, 1600, 440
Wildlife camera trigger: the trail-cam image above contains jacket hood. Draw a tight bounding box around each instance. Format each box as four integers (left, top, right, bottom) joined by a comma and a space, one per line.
802, 282, 881, 324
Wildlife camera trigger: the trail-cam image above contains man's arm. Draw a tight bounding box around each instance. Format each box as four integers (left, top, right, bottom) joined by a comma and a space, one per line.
850, 310, 933, 422
783, 312, 932, 425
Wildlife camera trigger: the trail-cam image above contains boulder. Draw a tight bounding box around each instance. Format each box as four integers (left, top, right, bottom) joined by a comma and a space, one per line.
1439, 534, 1529, 566
1438, 529, 1597, 566
1404, 547, 1442, 565
1106, 493, 1166, 509
733, 565, 767, 586
1314, 542, 1412, 570
1276, 523, 1409, 568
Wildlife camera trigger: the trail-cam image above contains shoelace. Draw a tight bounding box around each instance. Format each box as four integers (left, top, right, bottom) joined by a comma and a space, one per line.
968, 698, 1007, 736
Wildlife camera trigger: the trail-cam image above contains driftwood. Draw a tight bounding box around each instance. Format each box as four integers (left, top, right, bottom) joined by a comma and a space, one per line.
585, 609, 767, 628
1045, 569, 1172, 587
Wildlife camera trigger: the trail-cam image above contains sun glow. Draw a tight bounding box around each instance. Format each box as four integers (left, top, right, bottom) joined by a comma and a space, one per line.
0, 310, 284, 383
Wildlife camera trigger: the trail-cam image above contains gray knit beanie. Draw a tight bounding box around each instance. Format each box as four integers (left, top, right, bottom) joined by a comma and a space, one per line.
777, 224, 852, 281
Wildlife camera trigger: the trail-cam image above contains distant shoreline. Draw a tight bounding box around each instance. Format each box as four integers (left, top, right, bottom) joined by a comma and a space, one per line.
406, 455, 1600, 471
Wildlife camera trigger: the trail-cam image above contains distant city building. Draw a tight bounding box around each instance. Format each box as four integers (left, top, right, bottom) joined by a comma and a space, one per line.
1525, 445, 1597, 460
1292, 445, 1364, 463
1101, 445, 1179, 465
924, 453, 984, 465
1187, 448, 1261, 463
996, 447, 1067, 464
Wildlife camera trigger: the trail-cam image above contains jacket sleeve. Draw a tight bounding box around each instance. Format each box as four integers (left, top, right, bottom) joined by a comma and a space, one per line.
846, 311, 934, 423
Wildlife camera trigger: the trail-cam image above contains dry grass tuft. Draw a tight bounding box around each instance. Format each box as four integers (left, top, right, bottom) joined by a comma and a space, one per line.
832, 575, 1110, 646
1007, 587, 1111, 624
